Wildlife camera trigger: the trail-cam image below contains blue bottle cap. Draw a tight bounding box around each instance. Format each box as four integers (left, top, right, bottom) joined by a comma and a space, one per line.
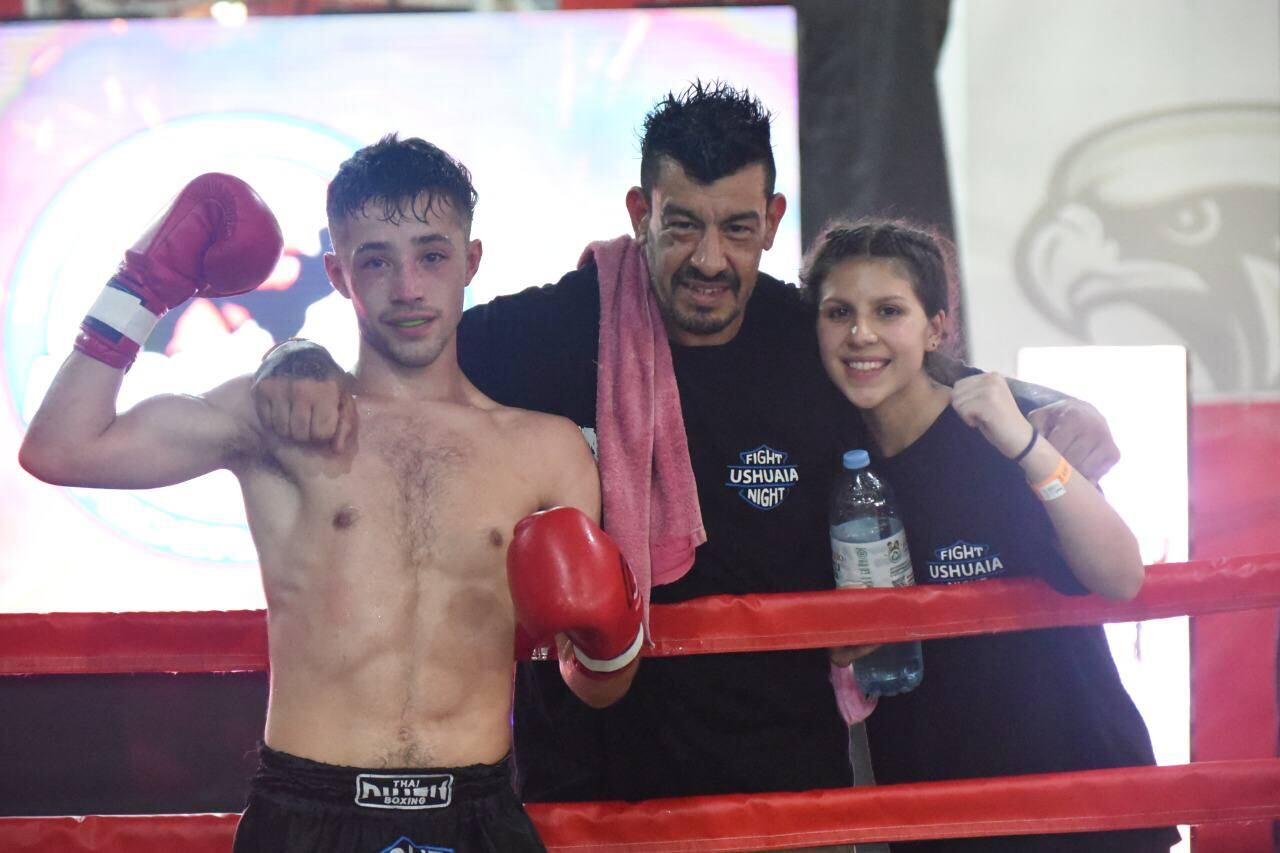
842, 449, 871, 470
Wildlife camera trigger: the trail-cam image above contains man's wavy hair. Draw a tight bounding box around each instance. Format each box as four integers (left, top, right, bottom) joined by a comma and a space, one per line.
327, 133, 479, 236
639, 80, 776, 198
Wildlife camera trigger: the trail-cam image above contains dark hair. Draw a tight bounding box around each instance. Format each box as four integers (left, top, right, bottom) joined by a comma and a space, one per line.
327, 134, 478, 235
640, 80, 776, 198
800, 218, 956, 320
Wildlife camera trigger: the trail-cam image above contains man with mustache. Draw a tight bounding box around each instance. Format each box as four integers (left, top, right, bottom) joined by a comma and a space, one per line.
254, 84, 1117, 852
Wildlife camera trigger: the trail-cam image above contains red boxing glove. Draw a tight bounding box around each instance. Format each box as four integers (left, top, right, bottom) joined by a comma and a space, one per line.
508, 507, 644, 679
76, 172, 284, 369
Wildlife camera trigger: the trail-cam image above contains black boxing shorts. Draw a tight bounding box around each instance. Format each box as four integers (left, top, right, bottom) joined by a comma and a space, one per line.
232, 744, 546, 853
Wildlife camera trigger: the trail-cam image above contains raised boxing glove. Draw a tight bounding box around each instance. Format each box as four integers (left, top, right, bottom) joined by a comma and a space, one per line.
507, 506, 644, 679
76, 172, 284, 369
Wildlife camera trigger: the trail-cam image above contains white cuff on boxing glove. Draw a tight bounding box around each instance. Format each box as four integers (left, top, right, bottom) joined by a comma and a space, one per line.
84, 278, 164, 348
570, 625, 645, 676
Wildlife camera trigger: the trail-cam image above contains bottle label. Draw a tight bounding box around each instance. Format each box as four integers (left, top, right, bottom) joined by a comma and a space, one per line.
833, 531, 914, 589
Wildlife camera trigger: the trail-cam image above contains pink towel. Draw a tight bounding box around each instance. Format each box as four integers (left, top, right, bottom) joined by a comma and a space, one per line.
582, 235, 707, 629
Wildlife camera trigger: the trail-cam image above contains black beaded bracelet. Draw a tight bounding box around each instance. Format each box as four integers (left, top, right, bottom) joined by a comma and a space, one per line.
1011, 426, 1039, 463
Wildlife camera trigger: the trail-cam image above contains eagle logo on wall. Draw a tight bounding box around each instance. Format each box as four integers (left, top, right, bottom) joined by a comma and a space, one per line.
1015, 104, 1279, 400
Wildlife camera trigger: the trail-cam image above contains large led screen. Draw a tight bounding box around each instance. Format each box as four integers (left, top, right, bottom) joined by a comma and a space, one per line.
0, 7, 800, 612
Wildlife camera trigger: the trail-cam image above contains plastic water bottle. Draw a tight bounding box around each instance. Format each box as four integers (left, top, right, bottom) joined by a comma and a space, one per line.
830, 449, 923, 698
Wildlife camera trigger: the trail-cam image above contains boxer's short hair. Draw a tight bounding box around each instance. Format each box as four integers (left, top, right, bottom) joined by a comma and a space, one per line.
639, 80, 776, 198
327, 134, 478, 234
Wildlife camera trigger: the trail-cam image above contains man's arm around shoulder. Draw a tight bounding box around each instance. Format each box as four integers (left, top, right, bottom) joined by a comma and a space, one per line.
929, 352, 1120, 481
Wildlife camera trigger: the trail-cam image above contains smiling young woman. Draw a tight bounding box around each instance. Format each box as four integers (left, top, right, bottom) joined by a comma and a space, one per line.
800, 217, 1176, 853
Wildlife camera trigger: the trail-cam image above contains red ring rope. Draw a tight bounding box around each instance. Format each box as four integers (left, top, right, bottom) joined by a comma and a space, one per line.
1, 758, 1277, 851
1, 553, 1276, 850
1, 553, 1276, 675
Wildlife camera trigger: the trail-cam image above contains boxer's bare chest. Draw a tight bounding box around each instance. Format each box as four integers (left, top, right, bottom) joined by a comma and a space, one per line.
245, 401, 543, 766
248, 402, 540, 605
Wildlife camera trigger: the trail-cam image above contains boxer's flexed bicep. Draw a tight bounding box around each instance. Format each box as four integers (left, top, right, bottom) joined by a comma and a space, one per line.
20, 363, 262, 490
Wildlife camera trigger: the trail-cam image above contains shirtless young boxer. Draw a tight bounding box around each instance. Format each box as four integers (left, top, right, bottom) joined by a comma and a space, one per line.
18, 135, 642, 853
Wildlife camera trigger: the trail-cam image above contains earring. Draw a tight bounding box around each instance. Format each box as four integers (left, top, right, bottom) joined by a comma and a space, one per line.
849, 325, 858, 337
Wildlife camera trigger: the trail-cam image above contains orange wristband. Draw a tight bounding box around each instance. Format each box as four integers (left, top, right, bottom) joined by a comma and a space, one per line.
1033, 456, 1072, 501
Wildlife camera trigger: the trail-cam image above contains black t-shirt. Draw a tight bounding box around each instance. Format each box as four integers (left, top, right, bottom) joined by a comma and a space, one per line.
865, 405, 1178, 853
459, 264, 860, 800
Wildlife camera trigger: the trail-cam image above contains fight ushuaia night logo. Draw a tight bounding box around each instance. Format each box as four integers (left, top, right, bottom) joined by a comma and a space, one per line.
725, 445, 800, 510
927, 540, 1007, 583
